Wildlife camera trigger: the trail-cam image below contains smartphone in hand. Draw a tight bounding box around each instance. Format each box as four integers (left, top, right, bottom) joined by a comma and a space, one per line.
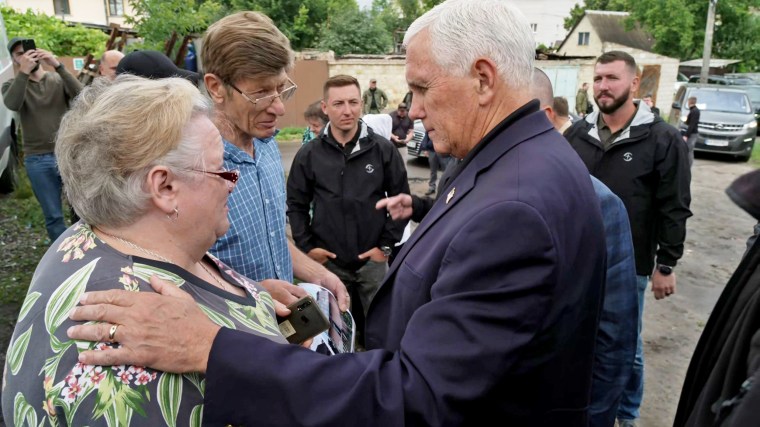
21, 39, 36, 52
277, 295, 330, 344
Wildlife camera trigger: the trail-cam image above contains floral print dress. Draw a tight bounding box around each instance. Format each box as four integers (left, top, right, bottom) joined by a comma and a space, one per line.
2, 223, 287, 426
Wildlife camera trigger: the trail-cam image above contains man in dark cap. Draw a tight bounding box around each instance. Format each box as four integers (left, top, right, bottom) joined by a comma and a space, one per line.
2, 37, 82, 241
389, 101, 413, 147
116, 50, 200, 85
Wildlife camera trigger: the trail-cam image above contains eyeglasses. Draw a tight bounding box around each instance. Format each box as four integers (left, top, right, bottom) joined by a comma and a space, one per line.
186, 169, 240, 185
228, 77, 298, 110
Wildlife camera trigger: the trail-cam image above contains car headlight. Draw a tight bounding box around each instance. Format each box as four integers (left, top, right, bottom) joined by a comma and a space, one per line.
744, 120, 758, 130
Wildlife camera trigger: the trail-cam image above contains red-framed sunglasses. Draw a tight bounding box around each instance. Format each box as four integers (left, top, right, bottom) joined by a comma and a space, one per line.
186, 169, 240, 184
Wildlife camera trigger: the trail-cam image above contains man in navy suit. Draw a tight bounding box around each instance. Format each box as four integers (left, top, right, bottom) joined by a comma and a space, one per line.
68, 0, 606, 425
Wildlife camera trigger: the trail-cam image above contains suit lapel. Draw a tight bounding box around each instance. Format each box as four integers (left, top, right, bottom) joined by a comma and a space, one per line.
379, 111, 556, 287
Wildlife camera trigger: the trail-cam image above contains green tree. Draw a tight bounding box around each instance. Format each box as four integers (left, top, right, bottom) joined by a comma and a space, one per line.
564, 0, 626, 30
227, 0, 358, 50
125, 0, 225, 54
318, 8, 392, 55
1, 6, 108, 57
562, 0, 760, 70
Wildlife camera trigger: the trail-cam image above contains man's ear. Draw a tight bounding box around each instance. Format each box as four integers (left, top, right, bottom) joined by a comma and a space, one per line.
472, 58, 498, 106
205, 73, 227, 105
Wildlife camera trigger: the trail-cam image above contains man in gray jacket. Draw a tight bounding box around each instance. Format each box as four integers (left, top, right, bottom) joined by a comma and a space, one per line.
3, 37, 83, 241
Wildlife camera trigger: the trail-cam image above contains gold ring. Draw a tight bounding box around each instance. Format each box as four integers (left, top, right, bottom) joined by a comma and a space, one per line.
108, 324, 119, 341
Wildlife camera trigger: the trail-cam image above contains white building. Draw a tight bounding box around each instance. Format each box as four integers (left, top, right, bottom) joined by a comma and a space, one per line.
557, 10, 680, 116
513, 0, 578, 48
3, 0, 135, 28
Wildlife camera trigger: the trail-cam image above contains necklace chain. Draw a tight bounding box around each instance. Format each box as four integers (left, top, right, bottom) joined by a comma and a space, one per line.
95, 227, 231, 293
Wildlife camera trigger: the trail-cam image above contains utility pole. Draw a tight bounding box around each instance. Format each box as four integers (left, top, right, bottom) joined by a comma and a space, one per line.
700, 0, 718, 83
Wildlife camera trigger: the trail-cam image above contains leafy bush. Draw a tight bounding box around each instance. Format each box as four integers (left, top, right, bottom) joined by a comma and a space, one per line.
1, 6, 108, 57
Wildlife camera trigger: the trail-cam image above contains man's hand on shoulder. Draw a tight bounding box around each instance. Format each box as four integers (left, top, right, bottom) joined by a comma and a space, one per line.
67, 276, 220, 373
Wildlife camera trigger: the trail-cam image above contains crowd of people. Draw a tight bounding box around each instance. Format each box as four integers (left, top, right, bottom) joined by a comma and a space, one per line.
1, 0, 756, 426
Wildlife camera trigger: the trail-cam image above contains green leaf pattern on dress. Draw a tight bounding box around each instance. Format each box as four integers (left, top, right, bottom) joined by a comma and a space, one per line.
4, 223, 283, 426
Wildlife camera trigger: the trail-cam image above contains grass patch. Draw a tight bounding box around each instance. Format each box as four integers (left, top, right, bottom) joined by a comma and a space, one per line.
0, 167, 50, 306
750, 140, 760, 167
277, 126, 305, 143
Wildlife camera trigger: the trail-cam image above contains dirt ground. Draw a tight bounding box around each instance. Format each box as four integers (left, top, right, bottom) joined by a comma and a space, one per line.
0, 153, 755, 426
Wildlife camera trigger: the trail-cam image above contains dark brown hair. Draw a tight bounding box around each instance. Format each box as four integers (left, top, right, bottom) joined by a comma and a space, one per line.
596, 50, 637, 75
323, 74, 361, 100
552, 96, 569, 117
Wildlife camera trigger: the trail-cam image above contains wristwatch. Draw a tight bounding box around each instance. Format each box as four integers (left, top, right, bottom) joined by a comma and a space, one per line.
380, 246, 393, 257
657, 264, 674, 276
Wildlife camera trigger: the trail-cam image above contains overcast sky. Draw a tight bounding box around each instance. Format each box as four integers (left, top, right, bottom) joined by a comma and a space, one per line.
357, 0, 373, 9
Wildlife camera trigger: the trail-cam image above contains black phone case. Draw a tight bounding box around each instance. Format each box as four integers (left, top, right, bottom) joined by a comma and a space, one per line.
277, 296, 330, 344
22, 39, 36, 52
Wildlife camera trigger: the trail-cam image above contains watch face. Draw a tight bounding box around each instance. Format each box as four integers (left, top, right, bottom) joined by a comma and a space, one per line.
659, 265, 673, 275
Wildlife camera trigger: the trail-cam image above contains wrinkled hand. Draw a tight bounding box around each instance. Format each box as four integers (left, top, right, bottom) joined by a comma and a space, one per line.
259, 280, 314, 348
307, 247, 336, 264
311, 271, 350, 312
67, 276, 220, 373
358, 247, 387, 263
34, 49, 60, 68
376, 193, 413, 221
260, 279, 307, 308
17, 50, 38, 74
652, 270, 676, 300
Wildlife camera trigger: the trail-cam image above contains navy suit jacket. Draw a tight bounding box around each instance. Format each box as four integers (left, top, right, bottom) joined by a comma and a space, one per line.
202, 107, 606, 426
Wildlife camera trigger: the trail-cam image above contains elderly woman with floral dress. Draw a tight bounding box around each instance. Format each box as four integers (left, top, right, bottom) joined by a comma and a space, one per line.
1, 75, 291, 426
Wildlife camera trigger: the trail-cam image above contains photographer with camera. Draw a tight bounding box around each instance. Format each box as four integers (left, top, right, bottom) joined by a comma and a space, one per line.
3, 37, 83, 241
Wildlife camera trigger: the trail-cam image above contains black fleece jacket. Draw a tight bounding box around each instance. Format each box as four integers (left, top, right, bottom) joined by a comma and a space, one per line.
565, 103, 692, 275
287, 121, 410, 271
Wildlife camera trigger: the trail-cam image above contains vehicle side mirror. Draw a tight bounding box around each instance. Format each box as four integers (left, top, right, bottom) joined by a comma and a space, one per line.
672, 102, 682, 110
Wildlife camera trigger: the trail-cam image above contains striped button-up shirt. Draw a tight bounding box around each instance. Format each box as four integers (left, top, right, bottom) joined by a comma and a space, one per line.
210, 135, 293, 283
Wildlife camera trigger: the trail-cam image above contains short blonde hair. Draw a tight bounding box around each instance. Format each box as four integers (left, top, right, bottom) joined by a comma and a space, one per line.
201, 11, 294, 85
55, 75, 213, 227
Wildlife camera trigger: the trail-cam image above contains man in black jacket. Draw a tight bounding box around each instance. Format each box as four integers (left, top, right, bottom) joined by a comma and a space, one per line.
564, 50, 692, 427
684, 96, 700, 167
287, 74, 410, 332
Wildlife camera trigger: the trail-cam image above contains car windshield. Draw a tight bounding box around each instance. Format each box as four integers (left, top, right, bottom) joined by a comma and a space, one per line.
743, 87, 760, 105
688, 89, 752, 113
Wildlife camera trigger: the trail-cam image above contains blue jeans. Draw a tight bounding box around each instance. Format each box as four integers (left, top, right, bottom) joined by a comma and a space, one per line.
617, 274, 648, 420
24, 153, 66, 241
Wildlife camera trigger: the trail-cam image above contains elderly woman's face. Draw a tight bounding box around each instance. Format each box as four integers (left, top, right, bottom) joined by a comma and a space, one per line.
180, 117, 235, 244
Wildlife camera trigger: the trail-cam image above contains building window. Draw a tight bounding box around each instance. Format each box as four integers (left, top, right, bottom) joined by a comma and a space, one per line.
578, 32, 590, 46
53, 0, 70, 15
530, 23, 538, 33
109, 0, 124, 16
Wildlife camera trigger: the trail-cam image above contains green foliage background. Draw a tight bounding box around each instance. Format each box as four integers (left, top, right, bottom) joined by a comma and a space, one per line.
564, 0, 760, 71
1, 6, 108, 57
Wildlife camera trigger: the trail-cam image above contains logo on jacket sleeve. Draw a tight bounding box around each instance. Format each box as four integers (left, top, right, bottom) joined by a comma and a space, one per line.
623, 152, 633, 162
365, 164, 375, 173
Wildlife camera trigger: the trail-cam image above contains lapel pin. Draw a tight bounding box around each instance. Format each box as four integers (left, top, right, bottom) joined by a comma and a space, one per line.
446, 187, 456, 204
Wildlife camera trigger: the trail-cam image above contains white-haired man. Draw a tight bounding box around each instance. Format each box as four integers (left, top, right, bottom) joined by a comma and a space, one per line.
68, 2, 606, 424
